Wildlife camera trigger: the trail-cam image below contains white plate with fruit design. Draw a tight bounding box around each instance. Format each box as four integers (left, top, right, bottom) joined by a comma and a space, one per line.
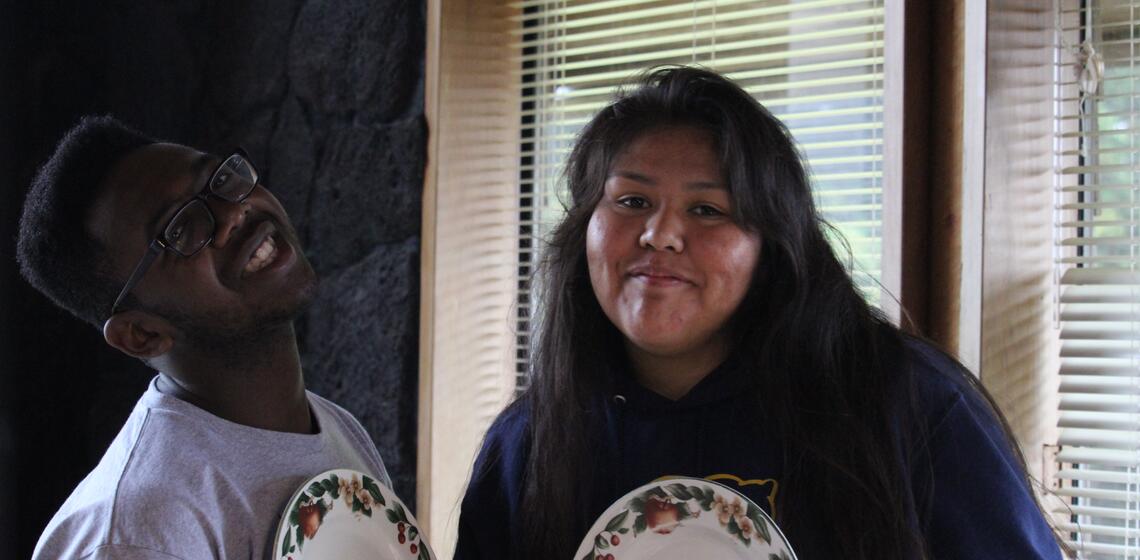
272, 468, 435, 560
574, 477, 796, 560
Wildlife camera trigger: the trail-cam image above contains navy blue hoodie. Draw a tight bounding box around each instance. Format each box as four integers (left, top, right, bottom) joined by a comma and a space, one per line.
455, 339, 1062, 559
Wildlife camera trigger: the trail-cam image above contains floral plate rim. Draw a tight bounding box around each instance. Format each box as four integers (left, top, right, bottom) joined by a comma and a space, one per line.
574, 477, 796, 560
272, 468, 432, 560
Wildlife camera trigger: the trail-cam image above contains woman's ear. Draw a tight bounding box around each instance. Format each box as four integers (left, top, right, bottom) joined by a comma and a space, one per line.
103, 311, 175, 359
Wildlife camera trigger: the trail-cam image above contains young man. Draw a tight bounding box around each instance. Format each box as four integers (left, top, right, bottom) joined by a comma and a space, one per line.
18, 116, 390, 559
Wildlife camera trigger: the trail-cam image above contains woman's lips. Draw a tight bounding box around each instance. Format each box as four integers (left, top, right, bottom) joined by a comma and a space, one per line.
627, 265, 693, 286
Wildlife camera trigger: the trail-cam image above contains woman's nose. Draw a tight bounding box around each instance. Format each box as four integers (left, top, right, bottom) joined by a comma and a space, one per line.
638, 208, 684, 252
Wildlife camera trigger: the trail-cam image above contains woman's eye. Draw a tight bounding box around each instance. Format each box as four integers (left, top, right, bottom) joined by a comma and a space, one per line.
617, 196, 649, 209
692, 204, 725, 217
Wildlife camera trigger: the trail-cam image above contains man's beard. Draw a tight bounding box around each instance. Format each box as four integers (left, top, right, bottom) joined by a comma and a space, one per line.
154, 276, 318, 358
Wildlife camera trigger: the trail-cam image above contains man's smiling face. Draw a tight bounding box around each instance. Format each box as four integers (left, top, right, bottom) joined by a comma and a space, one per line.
89, 143, 317, 340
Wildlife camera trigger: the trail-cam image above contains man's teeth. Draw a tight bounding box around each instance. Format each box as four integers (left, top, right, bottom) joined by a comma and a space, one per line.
244, 235, 278, 274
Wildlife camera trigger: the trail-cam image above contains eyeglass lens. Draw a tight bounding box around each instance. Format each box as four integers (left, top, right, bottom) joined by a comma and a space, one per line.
164, 203, 215, 256
162, 153, 259, 256
211, 153, 257, 200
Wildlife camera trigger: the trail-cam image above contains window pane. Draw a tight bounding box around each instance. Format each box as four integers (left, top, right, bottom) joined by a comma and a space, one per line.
517, 0, 886, 391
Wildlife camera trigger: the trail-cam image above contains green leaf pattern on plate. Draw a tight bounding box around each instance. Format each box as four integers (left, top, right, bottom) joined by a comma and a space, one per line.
584, 481, 776, 560
279, 472, 423, 559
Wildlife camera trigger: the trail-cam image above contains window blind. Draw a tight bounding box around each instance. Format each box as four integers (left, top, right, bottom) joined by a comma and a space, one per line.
1053, 1, 1140, 557
515, 0, 888, 391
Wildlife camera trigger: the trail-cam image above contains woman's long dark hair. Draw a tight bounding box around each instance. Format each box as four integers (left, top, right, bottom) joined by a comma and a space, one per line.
515, 66, 1045, 558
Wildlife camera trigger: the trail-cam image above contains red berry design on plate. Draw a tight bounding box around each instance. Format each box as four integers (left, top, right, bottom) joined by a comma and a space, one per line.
605, 555, 614, 560
410, 543, 419, 554
399, 534, 406, 544
610, 534, 620, 546
398, 522, 406, 533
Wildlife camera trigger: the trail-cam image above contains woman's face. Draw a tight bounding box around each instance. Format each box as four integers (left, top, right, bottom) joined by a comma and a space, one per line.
586, 125, 761, 364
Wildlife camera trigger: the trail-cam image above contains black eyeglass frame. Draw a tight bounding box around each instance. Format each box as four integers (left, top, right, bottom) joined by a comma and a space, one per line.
108, 148, 259, 317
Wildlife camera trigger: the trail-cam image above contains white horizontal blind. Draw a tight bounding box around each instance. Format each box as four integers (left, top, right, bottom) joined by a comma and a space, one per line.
514, 0, 887, 391
1053, 1, 1140, 558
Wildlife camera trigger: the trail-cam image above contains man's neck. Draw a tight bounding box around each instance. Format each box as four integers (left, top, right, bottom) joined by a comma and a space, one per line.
153, 324, 313, 434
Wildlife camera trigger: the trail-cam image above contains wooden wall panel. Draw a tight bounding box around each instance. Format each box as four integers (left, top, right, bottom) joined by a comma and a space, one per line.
420, 1, 521, 556
980, 0, 1060, 478
922, 0, 966, 352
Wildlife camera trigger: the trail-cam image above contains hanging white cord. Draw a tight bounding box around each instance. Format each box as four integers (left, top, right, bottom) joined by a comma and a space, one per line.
1055, 12, 1105, 98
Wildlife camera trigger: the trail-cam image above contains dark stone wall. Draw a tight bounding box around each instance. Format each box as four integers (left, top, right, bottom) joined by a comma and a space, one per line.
0, 2, 424, 558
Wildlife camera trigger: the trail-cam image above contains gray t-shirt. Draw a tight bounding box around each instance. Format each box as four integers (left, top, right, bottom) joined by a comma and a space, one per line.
33, 377, 391, 560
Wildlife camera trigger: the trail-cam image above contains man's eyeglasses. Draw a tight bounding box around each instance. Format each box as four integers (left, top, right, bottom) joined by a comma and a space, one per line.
109, 149, 260, 316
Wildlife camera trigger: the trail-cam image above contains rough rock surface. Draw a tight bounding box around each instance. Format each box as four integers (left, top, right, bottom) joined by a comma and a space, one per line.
2, 2, 426, 556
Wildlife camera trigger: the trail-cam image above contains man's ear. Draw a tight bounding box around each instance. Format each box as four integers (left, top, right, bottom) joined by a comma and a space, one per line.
103, 311, 176, 359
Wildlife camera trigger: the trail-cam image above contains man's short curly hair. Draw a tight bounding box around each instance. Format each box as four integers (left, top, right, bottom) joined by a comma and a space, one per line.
17, 115, 157, 328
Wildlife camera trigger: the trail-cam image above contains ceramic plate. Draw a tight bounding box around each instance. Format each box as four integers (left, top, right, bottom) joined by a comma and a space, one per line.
574, 477, 796, 560
272, 469, 434, 560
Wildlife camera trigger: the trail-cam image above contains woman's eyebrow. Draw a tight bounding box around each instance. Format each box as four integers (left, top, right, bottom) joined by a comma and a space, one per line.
683, 180, 725, 191
610, 170, 654, 184
610, 169, 724, 191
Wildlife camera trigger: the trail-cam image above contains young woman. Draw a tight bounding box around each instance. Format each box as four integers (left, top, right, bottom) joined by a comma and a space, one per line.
454, 67, 1063, 559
